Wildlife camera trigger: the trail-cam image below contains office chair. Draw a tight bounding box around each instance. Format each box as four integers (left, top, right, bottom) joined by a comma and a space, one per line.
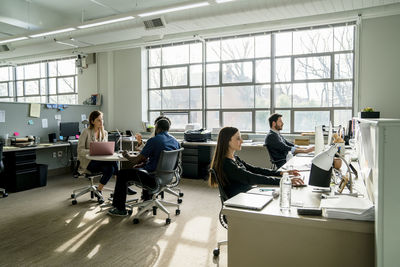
264, 145, 286, 170
209, 168, 228, 257
157, 151, 184, 204
69, 141, 104, 205
0, 142, 8, 198
127, 148, 183, 225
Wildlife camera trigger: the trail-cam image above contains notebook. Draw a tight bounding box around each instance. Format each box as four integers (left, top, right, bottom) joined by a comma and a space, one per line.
224, 192, 273, 210
89, 142, 115, 156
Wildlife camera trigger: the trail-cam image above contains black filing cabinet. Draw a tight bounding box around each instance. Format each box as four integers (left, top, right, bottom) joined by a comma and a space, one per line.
3, 150, 39, 192
181, 143, 211, 179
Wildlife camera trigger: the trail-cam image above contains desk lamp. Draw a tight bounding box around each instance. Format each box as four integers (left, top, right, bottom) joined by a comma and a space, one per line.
309, 145, 337, 188
309, 144, 354, 194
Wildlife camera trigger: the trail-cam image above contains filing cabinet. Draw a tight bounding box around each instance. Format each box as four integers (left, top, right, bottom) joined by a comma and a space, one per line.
181, 144, 211, 179
2, 150, 39, 192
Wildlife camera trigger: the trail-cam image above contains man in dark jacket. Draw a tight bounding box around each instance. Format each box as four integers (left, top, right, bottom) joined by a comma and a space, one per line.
264, 113, 314, 168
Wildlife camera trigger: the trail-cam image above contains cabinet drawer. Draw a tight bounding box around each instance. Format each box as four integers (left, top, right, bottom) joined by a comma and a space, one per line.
182, 155, 199, 163
182, 147, 199, 156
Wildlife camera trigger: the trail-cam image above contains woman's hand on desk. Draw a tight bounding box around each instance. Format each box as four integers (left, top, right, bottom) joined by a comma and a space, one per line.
280, 170, 301, 176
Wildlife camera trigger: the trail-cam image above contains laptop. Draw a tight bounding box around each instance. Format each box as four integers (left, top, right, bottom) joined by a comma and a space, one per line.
224, 192, 273, 211
89, 142, 115, 156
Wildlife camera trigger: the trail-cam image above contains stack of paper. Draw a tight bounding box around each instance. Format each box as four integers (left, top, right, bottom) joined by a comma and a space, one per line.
320, 195, 375, 221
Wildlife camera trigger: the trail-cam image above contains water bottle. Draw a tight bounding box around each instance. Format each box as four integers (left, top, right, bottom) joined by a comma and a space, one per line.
280, 172, 291, 212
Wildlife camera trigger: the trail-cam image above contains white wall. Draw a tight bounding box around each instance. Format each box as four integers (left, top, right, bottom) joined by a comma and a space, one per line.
359, 14, 400, 118
77, 62, 98, 104
97, 48, 143, 133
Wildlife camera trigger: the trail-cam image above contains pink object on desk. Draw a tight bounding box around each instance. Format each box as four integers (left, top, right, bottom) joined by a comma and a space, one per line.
14, 132, 20, 136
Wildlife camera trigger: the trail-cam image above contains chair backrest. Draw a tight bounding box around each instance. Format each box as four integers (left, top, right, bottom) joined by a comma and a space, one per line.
209, 168, 228, 229
153, 148, 184, 189
264, 144, 285, 170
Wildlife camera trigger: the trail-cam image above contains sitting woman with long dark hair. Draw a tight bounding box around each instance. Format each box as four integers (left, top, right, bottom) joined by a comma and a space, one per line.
209, 127, 303, 199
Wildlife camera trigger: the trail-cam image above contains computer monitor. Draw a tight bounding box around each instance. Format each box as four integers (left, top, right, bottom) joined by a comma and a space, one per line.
59, 122, 80, 141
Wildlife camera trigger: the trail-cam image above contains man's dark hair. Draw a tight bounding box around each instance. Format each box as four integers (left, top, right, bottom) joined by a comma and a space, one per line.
268, 113, 282, 128
155, 118, 170, 132
154, 115, 171, 126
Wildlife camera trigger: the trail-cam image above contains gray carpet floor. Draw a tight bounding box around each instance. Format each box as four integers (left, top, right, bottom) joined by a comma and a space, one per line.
0, 174, 227, 267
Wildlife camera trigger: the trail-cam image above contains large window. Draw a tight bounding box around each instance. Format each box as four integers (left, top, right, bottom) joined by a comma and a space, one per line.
148, 23, 355, 133
0, 58, 78, 104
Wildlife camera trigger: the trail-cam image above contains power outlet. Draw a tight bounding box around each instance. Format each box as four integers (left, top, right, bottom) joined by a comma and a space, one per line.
52, 152, 57, 158
57, 151, 63, 158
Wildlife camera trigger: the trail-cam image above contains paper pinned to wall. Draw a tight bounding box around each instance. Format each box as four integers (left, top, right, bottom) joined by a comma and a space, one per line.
28, 120, 34, 125
55, 114, 61, 120
42, 118, 48, 128
30, 103, 41, 118
0, 110, 5, 122
81, 114, 86, 121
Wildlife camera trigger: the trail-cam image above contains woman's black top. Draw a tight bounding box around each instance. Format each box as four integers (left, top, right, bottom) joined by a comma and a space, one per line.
222, 155, 281, 199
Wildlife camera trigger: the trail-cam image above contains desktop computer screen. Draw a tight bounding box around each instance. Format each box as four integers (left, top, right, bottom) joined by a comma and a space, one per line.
59, 122, 80, 141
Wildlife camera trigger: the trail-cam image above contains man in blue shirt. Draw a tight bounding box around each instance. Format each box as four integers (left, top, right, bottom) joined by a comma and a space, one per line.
108, 116, 180, 216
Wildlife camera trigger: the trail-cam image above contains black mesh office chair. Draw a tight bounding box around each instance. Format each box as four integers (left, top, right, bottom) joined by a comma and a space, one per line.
0, 142, 8, 198
127, 148, 183, 225
209, 168, 228, 257
264, 144, 286, 170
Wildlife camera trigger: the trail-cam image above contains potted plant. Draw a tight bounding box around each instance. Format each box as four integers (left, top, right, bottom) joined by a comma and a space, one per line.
359, 107, 380, 119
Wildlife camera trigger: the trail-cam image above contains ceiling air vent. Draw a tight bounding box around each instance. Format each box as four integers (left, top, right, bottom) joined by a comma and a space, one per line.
143, 17, 166, 30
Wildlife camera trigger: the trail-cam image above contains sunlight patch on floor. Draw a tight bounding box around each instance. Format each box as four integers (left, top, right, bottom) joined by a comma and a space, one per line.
181, 216, 212, 243
87, 244, 101, 259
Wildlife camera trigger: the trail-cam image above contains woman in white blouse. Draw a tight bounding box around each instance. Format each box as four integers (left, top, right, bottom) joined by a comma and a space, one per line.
78, 111, 118, 199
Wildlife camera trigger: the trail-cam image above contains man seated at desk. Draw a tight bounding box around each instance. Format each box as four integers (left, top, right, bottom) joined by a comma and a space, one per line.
108, 116, 180, 216
265, 113, 314, 169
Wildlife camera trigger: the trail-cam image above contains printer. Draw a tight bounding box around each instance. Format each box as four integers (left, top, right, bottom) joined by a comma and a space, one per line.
184, 129, 211, 142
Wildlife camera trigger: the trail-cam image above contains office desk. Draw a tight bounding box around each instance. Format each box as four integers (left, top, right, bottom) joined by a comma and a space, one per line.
223, 155, 375, 267
1, 143, 72, 192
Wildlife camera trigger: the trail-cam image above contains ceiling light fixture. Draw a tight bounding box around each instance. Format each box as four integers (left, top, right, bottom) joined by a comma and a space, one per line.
216, 0, 236, 3
138, 2, 209, 17
29, 28, 76, 38
0, 36, 28, 44
78, 16, 135, 29
54, 39, 79, 48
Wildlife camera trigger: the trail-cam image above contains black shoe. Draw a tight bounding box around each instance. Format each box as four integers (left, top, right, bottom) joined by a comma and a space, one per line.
127, 187, 137, 195
108, 208, 128, 217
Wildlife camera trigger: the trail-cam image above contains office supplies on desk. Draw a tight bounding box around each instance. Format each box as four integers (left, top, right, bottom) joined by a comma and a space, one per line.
224, 193, 273, 210
89, 142, 115, 156
247, 187, 276, 196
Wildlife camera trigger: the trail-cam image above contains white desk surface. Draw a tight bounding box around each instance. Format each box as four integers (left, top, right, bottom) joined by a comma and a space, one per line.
86, 152, 139, 161
3, 142, 70, 152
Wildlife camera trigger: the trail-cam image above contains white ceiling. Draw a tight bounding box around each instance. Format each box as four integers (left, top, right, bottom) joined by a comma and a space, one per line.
1, 0, 400, 63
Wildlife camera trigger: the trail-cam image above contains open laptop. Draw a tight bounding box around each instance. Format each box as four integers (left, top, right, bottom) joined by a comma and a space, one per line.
89, 142, 115, 156
224, 192, 273, 210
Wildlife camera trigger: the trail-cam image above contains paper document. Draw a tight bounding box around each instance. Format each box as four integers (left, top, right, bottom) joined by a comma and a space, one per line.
42, 119, 48, 128
0, 110, 5, 122
30, 103, 41, 118
320, 195, 373, 210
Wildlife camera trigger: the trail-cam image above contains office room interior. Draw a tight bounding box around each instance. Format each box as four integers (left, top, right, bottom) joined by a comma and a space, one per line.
0, 0, 399, 266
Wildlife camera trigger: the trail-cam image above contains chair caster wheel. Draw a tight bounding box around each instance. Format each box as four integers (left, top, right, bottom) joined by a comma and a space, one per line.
166, 218, 171, 225
133, 218, 139, 224
213, 248, 220, 257
128, 210, 133, 215
90, 192, 94, 198
72, 200, 77, 205
71, 194, 75, 199
179, 193, 184, 197
153, 206, 157, 215
175, 209, 180, 215
110, 193, 114, 198
2, 193, 8, 198
177, 198, 182, 204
